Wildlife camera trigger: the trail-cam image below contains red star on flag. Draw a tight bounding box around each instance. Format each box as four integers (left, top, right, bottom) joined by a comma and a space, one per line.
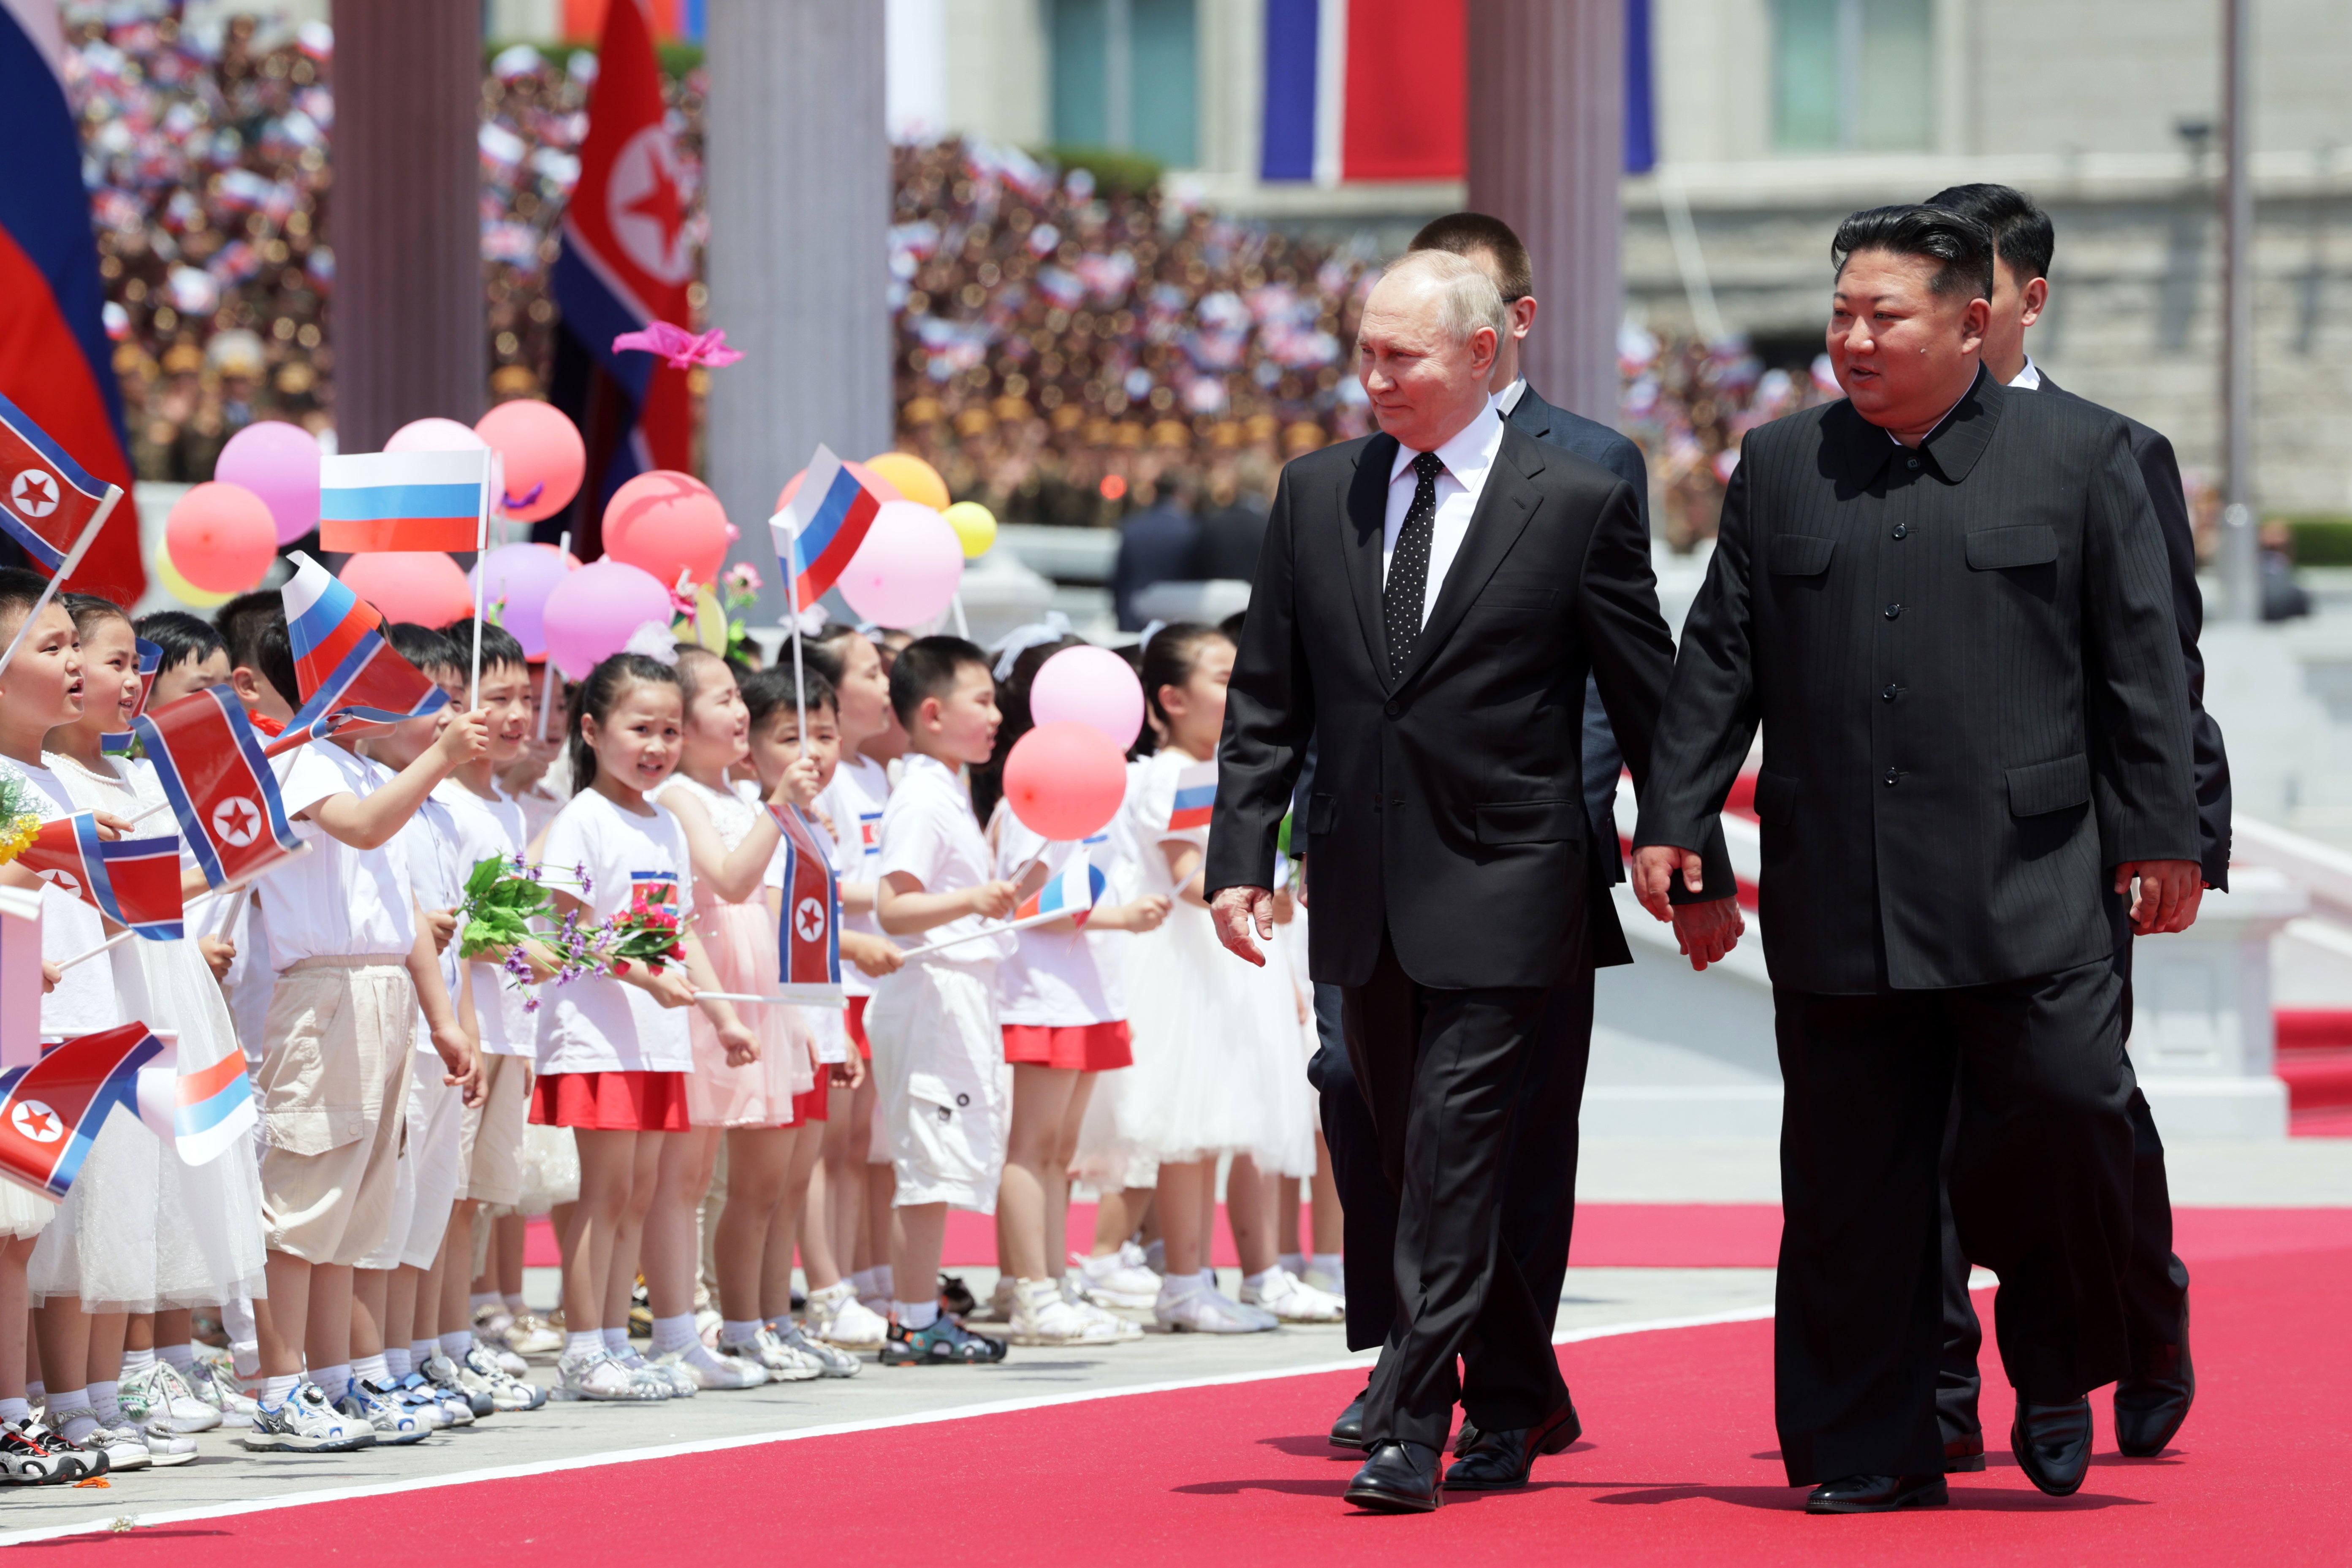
624, 152, 682, 255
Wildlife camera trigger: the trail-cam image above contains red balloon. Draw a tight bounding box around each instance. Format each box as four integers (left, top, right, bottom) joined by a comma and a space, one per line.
1001, 722, 1129, 842
340, 552, 475, 630
475, 399, 586, 523
775, 460, 901, 513
604, 469, 729, 587
164, 481, 276, 592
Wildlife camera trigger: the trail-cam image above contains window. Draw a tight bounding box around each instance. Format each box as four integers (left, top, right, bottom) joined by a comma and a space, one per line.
1774, 0, 1934, 153
1050, 0, 1198, 168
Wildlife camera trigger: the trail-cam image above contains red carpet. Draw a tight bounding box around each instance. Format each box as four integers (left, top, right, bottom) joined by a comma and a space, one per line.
66, 1215, 2352, 1564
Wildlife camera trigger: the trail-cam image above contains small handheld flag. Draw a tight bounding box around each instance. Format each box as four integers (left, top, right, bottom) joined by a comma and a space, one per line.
272, 552, 450, 752
0, 1023, 164, 1201
134, 1036, 256, 1168
1167, 760, 1217, 831
773, 444, 887, 611
0, 391, 118, 574
136, 687, 301, 890
770, 803, 843, 1006
1015, 851, 1105, 928
319, 449, 491, 553
18, 816, 186, 939
100, 637, 162, 754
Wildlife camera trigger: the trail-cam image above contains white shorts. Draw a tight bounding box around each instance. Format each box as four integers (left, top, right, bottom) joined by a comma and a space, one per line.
865, 962, 1008, 1214
356, 1058, 467, 1271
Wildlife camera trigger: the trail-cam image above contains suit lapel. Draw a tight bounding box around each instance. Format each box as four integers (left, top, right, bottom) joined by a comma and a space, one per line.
1391, 425, 1544, 694
1341, 432, 1397, 685
1508, 386, 1554, 442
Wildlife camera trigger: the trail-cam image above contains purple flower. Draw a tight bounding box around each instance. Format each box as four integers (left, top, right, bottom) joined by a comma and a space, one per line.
522, 997, 540, 1013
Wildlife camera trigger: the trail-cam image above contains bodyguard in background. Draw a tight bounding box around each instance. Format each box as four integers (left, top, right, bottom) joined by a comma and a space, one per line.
1632, 207, 2203, 1514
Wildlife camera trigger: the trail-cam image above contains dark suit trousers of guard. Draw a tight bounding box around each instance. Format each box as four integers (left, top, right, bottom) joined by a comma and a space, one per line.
1774, 955, 2137, 1486
1341, 931, 1592, 1449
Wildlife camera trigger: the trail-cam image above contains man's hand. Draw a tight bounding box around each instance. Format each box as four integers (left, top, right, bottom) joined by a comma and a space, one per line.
1631, 844, 1707, 923
431, 1022, 482, 1105
2117, 860, 2203, 935
1671, 897, 1746, 971
1210, 885, 1272, 967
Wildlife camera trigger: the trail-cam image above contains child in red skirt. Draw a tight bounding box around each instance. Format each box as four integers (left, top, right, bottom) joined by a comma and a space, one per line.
531, 652, 757, 1403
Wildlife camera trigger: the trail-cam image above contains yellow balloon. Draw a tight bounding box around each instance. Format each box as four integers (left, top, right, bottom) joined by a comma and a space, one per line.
693, 584, 729, 655
863, 451, 950, 511
941, 500, 997, 559
153, 537, 236, 609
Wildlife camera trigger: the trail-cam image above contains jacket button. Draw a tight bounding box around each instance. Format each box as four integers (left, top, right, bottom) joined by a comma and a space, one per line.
1384, 700, 1400, 718
1882, 684, 1899, 701
1372, 798, 1383, 812
1907, 457, 1921, 470
1883, 767, 1899, 786
1391, 797, 1405, 808
1892, 523, 1908, 540
1884, 602, 1902, 619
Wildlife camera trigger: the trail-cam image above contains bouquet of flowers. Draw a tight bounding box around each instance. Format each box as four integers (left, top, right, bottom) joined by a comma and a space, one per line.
457, 855, 691, 1008
0, 773, 41, 868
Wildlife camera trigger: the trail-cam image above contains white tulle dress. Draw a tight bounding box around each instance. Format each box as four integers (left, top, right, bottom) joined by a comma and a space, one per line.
26, 752, 269, 1310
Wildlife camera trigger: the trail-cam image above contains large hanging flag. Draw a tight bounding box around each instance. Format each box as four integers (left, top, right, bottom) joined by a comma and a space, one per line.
99, 635, 161, 754
0, 1022, 163, 1201
0, 3, 140, 603
1015, 850, 1104, 928
772, 445, 887, 611
319, 450, 491, 554
768, 803, 843, 1006
134, 1036, 256, 1169
548, 0, 692, 550
17, 815, 185, 939
136, 686, 301, 890
271, 552, 450, 752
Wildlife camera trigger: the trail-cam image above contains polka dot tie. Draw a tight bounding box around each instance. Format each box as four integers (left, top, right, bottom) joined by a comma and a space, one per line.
1384, 449, 1446, 680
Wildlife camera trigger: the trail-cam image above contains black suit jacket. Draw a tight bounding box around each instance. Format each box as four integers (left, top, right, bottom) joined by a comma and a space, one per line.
1507, 385, 1651, 882
1207, 420, 1733, 991
1111, 502, 1201, 630
2036, 373, 2231, 888
1633, 370, 2200, 994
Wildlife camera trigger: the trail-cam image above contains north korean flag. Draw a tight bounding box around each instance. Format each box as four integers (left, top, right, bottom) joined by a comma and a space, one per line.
769, 803, 843, 1007
135, 686, 300, 890
0, 1022, 163, 1201
17, 815, 184, 939
0, 390, 115, 575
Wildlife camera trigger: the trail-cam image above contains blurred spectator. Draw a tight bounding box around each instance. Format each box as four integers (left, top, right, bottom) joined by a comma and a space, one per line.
1111, 469, 1200, 630
2260, 518, 2314, 621
1191, 450, 1275, 581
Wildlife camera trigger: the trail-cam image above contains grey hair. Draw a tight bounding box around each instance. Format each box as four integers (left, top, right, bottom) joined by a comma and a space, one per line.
1374, 248, 1508, 349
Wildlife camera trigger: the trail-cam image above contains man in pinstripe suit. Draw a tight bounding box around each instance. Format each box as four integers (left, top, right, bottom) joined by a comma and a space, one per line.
1632, 206, 2203, 1514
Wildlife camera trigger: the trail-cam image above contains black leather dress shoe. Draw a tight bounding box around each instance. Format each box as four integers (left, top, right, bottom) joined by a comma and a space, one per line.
1443, 1399, 1582, 1489
2012, 1397, 2094, 1496
1944, 1430, 1986, 1473
2115, 1327, 2194, 1457
1453, 1418, 1484, 1457
1329, 1380, 1370, 1450
1344, 1440, 1443, 1513
1804, 1473, 1949, 1514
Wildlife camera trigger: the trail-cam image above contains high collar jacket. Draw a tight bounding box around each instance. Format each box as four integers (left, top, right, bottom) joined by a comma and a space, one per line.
1206, 420, 1733, 991
1633, 371, 2200, 994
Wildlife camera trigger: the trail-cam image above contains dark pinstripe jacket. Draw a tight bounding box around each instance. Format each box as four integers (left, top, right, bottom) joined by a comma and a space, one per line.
1633, 368, 2200, 994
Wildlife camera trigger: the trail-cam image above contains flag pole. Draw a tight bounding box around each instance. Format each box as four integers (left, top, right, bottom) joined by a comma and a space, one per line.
469, 452, 494, 706
55, 926, 137, 973
895, 906, 1071, 961
0, 487, 118, 680
537, 530, 570, 743
786, 519, 810, 761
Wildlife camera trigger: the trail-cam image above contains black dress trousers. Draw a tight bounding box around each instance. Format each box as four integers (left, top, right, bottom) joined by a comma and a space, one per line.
1773, 955, 2136, 1486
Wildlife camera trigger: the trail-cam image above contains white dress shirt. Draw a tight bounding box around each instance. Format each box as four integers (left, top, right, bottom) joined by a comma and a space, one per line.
2008, 356, 2042, 390
1491, 377, 1528, 416
1382, 400, 1504, 630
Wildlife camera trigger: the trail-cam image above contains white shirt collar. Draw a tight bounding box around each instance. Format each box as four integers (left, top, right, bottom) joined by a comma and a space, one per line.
1390, 399, 1504, 488
2008, 356, 2042, 390
1491, 377, 1528, 415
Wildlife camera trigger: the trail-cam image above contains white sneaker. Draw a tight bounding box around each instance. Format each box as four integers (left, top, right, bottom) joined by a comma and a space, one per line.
87, 1422, 153, 1470
242, 1381, 374, 1451
619, 1348, 696, 1398
557, 1348, 666, 1402
1242, 1265, 1348, 1324
982, 1275, 1017, 1323
805, 1280, 889, 1350
779, 1322, 863, 1377
716, 1327, 821, 1382
1061, 1276, 1146, 1340
499, 1311, 567, 1358
656, 1346, 766, 1390
184, 1360, 260, 1428
1076, 1249, 1161, 1310
336, 1381, 429, 1445
424, 1352, 495, 1419
1198, 1270, 1279, 1329
1154, 1278, 1274, 1334
461, 1346, 546, 1411
1008, 1278, 1133, 1346
1304, 1265, 1347, 1301
120, 1361, 222, 1434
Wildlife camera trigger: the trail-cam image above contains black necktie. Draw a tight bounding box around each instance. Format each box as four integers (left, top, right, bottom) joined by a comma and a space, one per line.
1384, 450, 1446, 679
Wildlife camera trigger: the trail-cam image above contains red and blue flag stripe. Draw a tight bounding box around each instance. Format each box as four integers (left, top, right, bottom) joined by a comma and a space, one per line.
0, 1023, 162, 1201
1015, 851, 1104, 927
319, 450, 488, 554
770, 803, 843, 1005
136, 686, 301, 890
135, 1044, 256, 1169
1167, 760, 1218, 831
772, 445, 884, 611
272, 552, 450, 752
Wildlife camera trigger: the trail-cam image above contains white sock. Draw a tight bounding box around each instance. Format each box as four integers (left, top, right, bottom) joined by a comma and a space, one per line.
410, 1337, 437, 1366
1279, 1252, 1305, 1276
504, 1292, 528, 1313
872, 1265, 893, 1299
602, 1327, 629, 1353
25, 1381, 42, 1402
158, 1343, 198, 1374
1312, 1252, 1344, 1278
353, 1353, 390, 1390
1145, 1240, 1167, 1274
89, 1381, 122, 1425
121, 1348, 156, 1374
721, 1318, 764, 1346
385, 1347, 412, 1380
262, 1374, 299, 1406
566, 1330, 605, 1358
231, 1337, 260, 1379
1159, 1270, 1204, 1301
0, 1397, 28, 1426
1242, 1269, 1272, 1294
312, 1363, 351, 1402
439, 1330, 472, 1361
895, 1299, 938, 1330
48, 1389, 92, 1439
648, 1313, 699, 1354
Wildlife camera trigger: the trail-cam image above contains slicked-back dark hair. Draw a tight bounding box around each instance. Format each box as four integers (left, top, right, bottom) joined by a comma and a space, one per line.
137, 610, 225, 673
887, 635, 990, 728
1831, 205, 1996, 302
385, 622, 463, 682
1923, 183, 2055, 287
1408, 212, 1535, 301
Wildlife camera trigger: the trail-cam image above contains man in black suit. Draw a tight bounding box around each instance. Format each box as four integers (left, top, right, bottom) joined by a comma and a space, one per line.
1920, 182, 2226, 1467
1306, 213, 1660, 1454
1109, 471, 1200, 629
1632, 206, 2203, 1514
1207, 248, 1739, 1513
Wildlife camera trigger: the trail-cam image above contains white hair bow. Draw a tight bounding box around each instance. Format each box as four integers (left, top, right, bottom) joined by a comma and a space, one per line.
622, 621, 681, 666
989, 610, 1073, 680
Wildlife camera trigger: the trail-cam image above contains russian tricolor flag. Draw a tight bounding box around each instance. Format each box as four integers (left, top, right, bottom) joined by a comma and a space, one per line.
136, 1041, 256, 1169
1016, 852, 1105, 928
319, 450, 490, 554
1167, 760, 1218, 832
272, 552, 450, 752
772, 444, 887, 612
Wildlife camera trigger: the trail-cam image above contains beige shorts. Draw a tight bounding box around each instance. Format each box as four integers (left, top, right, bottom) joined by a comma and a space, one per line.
465, 1053, 532, 1210
865, 962, 1008, 1214
256, 957, 417, 1267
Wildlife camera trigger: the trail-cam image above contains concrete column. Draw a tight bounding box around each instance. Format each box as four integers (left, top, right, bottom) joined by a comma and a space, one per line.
330, 0, 483, 453
704, 0, 893, 625
1466, 0, 1622, 427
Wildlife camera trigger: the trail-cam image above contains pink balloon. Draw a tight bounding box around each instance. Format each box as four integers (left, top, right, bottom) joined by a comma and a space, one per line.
475, 400, 585, 523
213, 420, 320, 545
164, 481, 277, 592
469, 542, 579, 658
603, 469, 729, 587
542, 558, 673, 681
1001, 722, 1129, 841
384, 417, 487, 453
836, 501, 963, 627
1029, 645, 1144, 750
776, 460, 900, 513
340, 551, 475, 629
